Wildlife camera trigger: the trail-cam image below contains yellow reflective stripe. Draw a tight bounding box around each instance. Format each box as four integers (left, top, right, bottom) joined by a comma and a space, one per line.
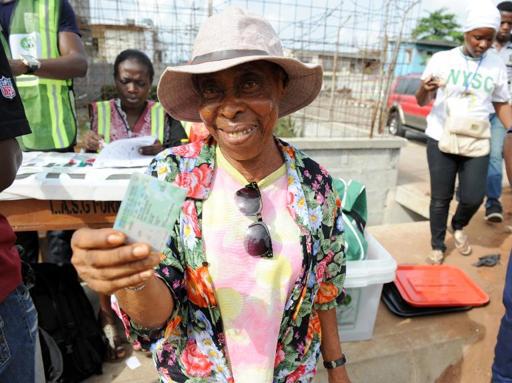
15, 76, 68, 87
39, 0, 49, 59
96, 102, 111, 144
46, 84, 69, 148
56, 85, 68, 147
151, 103, 165, 142
47, 0, 59, 58
47, 85, 58, 145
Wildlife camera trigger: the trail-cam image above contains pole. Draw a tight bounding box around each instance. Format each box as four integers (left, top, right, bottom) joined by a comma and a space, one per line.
328, 25, 341, 123
208, 0, 213, 16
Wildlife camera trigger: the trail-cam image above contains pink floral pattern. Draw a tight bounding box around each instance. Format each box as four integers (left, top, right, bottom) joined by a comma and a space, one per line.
120, 139, 346, 382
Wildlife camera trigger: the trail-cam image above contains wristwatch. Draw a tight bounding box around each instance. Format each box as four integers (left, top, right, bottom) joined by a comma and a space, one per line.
323, 354, 347, 369
21, 54, 41, 74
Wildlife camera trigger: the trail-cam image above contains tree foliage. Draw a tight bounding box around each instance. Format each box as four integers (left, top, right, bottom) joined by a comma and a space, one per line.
412, 8, 464, 43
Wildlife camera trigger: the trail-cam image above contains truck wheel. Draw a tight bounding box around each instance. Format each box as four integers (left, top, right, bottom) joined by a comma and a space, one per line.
387, 111, 405, 137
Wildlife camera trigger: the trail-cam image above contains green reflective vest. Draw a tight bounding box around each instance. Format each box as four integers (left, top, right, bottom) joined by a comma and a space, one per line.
0, 0, 77, 150
94, 100, 165, 144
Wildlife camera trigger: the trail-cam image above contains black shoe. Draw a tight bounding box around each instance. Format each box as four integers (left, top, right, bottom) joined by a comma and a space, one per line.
485, 203, 503, 223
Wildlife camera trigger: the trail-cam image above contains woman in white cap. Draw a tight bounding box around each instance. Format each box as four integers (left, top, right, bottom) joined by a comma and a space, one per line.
70, 7, 351, 383
416, 0, 512, 264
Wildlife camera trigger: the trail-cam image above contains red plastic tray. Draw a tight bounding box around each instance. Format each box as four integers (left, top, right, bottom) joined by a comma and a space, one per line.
394, 265, 489, 307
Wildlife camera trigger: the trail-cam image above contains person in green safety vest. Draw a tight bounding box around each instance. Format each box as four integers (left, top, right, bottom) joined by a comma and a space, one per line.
83, 49, 187, 156
0, 0, 87, 152
2, 0, 87, 286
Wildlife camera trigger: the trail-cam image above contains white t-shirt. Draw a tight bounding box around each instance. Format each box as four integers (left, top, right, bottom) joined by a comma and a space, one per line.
490, 41, 512, 87
421, 47, 510, 140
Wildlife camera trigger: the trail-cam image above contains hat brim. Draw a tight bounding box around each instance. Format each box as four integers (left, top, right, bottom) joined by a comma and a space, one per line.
157, 55, 323, 122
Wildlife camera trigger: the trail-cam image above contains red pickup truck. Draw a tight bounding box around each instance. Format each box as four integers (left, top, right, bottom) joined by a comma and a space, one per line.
386, 74, 433, 136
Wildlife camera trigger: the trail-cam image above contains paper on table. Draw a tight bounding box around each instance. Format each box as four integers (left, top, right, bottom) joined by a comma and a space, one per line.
114, 173, 187, 252
18, 152, 96, 171
93, 136, 156, 168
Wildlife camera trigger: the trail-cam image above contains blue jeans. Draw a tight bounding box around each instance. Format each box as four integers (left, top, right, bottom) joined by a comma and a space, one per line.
486, 114, 505, 209
492, 253, 512, 382
0, 284, 44, 383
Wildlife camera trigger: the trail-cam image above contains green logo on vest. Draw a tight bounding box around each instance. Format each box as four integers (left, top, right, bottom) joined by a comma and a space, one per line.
20, 36, 35, 50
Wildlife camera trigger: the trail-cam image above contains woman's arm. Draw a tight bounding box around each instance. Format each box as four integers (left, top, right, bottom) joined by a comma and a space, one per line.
415, 75, 441, 106
504, 133, 512, 184
493, 102, 512, 130
115, 274, 174, 328
0, 138, 22, 192
9, 32, 87, 78
318, 308, 351, 383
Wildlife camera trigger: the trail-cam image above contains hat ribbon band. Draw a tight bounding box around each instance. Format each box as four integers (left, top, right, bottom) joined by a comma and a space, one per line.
191, 49, 269, 65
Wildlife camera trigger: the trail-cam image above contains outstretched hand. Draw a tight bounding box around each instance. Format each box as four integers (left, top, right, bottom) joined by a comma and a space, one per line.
71, 228, 161, 295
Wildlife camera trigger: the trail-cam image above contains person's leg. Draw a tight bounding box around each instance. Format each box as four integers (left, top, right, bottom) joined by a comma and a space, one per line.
451, 154, 489, 230
45, 230, 74, 264
492, 253, 512, 382
15, 231, 40, 263
0, 284, 41, 382
99, 293, 127, 360
486, 113, 505, 221
427, 138, 458, 253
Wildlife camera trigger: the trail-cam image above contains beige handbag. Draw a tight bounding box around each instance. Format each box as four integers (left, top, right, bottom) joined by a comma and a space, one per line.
438, 116, 491, 157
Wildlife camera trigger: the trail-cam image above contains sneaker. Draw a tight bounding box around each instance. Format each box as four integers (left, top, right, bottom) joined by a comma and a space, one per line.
485, 203, 503, 223
427, 249, 444, 265
453, 229, 472, 255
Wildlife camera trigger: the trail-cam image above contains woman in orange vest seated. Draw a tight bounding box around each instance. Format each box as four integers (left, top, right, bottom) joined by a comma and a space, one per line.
83, 49, 187, 155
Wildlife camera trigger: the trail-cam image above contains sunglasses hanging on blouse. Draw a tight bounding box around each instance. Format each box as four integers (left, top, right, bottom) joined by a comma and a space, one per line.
234, 182, 273, 258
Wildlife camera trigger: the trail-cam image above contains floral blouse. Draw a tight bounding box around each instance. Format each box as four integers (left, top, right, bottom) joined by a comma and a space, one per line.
120, 138, 346, 382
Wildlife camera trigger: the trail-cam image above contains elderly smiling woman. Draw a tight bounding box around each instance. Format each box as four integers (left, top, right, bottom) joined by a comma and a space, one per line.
71, 7, 351, 383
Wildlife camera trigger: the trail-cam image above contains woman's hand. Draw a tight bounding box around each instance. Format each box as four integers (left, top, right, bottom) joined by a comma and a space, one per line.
416, 75, 441, 106
82, 131, 104, 152
71, 228, 161, 295
422, 74, 442, 92
138, 140, 164, 156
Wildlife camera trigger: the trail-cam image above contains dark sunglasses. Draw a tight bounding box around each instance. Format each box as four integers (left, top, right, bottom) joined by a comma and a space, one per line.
235, 182, 273, 258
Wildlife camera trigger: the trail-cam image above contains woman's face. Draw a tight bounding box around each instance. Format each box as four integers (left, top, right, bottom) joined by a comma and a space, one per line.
115, 59, 152, 110
464, 27, 496, 57
195, 61, 286, 162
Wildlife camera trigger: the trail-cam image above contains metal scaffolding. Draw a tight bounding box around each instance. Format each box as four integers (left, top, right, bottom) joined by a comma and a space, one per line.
70, 0, 422, 138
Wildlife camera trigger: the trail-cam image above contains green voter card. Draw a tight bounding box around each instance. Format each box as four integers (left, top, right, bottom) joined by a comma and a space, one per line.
114, 173, 187, 252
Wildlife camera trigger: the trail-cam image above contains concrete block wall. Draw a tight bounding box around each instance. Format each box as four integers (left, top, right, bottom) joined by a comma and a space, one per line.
286, 137, 406, 225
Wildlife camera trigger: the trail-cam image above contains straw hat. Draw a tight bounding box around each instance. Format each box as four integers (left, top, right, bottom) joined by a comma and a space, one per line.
157, 7, 323, 122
